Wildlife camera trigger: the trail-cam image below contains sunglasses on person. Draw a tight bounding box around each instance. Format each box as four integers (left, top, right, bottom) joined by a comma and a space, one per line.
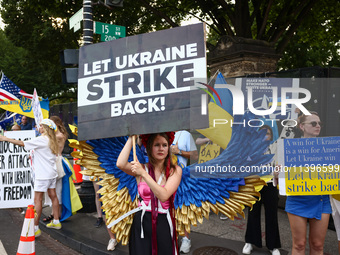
303, 121, 322, 127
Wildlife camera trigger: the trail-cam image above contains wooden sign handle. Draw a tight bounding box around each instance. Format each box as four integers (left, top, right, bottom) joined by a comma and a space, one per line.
132, 135, 137, 161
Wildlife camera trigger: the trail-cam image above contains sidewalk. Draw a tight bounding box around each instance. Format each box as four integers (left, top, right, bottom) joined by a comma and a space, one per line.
40, 203, 338, 255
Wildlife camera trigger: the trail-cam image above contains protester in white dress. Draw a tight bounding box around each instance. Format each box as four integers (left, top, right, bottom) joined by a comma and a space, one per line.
0, 119, 61, 237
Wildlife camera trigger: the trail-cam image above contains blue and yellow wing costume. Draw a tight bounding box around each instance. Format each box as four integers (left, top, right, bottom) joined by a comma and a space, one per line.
68, 113, 272, 245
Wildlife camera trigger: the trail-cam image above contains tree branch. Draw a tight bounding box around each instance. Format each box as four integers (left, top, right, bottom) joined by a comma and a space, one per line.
137, 0, 179, 27
257, 0, 273, 39
207, 2, 232, 35
249, 0, 262, 29
267, 1, 294, 40
216, 0, 237, 26
276, 0, 318, 53
271, 0, 315, 43
234, 0, 252, 37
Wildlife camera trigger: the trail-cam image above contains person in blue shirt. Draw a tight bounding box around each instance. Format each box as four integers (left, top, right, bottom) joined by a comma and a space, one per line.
20, 116, 32, 130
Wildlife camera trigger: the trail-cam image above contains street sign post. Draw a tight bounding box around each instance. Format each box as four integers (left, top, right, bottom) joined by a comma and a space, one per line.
93, 21, 126, 41
69, 8, 83, 32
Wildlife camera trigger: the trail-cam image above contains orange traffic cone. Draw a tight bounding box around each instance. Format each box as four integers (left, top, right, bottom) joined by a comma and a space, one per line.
72, 148, 83, 184
17, 205, 35, 255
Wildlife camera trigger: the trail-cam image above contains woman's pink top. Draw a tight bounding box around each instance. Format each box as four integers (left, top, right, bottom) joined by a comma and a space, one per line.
138, 182, 170, 210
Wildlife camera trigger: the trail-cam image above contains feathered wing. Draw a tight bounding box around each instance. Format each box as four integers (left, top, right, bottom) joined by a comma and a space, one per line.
175, 169, 265, 235
175, 113, 272, 235
68, 128, 145, 245
69, 111, 272, 242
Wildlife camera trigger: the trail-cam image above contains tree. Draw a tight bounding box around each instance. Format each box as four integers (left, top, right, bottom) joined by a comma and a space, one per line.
0, 0, 339, 102
0, 0, 185, 101
0, 0, 81, 101
132, 0, 340, 69
277, 1, 340, 69
0, 30, 27, 82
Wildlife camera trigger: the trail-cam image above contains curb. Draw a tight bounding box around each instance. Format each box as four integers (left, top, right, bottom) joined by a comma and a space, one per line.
40, 214, 127, 255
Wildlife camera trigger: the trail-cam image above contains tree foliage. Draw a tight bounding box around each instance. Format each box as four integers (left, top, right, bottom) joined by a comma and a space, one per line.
278, 1, 340, 69
0, 0, 339, 102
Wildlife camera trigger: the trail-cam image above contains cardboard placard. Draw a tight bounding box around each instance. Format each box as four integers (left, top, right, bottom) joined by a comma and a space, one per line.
278, 137, 340, 195
0, 130, 35, 208
78, 23, 208, 140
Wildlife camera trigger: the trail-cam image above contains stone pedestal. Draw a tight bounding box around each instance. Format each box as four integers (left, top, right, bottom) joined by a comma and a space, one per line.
208, 36, 281, 78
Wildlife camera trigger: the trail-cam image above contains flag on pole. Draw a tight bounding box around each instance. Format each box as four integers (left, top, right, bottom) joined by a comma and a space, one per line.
32, 88, 44, 129
0, 73, 49, 118
196, 72, 234, 149
0, 74, 24, 101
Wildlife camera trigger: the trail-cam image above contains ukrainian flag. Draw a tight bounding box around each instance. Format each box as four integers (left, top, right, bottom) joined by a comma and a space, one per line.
60, 157, 83, 221
0, 73, 49, 118
196, 72, 233, 149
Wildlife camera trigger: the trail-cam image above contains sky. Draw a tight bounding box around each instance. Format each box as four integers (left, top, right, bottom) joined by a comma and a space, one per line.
0, 0, 3, 30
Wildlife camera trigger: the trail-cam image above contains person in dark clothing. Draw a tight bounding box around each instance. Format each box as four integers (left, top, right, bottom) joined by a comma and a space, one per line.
20, 116, 32, 130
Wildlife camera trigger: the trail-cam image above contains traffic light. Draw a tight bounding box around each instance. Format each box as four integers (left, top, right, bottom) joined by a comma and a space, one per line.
105, 0, 123, 7
60, 49, 79, 84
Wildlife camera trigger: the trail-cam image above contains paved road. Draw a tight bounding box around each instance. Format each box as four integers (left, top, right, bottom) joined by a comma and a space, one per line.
2, 202, 337, 255
40, 201, 338, 255
0, 208, 81, 255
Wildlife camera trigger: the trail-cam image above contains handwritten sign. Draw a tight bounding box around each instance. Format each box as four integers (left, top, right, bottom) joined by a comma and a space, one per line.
0, 130, 35, 208
278, 137, 340, 195
198, 143, 221, 163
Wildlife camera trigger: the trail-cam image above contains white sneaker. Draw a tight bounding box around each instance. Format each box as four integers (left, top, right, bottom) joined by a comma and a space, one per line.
219, 214, 228, 220
180, 237, 191, 253
107, 238, 117, 251
271, 248, 280, 255
242, 243, 253, 254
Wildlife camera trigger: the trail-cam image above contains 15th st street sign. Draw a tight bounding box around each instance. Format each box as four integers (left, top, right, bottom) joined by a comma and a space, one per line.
94, 21, 126, 42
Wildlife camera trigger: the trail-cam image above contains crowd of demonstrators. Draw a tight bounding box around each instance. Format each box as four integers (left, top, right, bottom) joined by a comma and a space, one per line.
117, 133, 182, 255
171, 130, 198, 254
6, 113, 338, 254
285, 112, 331, 255
242, 125, 281, 255
0, 119, 61, 237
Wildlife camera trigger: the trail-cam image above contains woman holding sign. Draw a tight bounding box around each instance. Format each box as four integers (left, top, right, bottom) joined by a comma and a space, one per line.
285, 112, 331, 255
0, 119, 61, 237
117, 133, 182, 255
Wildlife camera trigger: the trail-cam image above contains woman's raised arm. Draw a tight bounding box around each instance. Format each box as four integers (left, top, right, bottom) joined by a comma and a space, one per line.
116, 136, 136, 176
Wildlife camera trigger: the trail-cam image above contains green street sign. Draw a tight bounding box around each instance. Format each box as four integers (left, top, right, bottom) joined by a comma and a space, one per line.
94, 21, 126, 42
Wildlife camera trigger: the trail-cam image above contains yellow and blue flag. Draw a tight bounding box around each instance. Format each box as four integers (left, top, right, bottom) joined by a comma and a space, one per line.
0, 73, 49, 118
196, 72, 233, 149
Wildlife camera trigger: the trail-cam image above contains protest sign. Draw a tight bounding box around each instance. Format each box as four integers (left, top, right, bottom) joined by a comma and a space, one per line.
235, 78, 301, 120
0, 130, 35, 208
198, 143, 221, 163
78, 23, 208, 140
32, 88, 43, 129
278, 136, 340, 195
